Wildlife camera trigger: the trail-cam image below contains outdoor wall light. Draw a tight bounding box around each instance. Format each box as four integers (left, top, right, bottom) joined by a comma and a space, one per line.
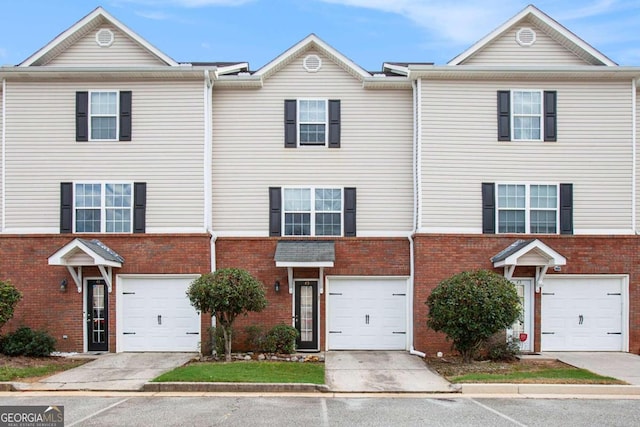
274, 280, 281, 293
60, 278, 67, 292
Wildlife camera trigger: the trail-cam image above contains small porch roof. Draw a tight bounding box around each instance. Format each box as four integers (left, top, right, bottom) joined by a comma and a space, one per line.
274, 240, 335, 268
491, 239, 566, 268
48, 238, 124, 292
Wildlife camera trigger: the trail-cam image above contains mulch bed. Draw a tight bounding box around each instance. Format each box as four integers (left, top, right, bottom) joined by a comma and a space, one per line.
425, 356, 569, 378
0, 355, 79, 369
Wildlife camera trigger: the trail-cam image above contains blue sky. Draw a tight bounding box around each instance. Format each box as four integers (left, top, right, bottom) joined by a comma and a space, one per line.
1, 0, 639, 69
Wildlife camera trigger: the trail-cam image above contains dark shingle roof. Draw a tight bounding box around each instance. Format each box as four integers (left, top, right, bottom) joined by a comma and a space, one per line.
78, 238, 124, 263
274, 241, 335, 263
490, 239, 534, 263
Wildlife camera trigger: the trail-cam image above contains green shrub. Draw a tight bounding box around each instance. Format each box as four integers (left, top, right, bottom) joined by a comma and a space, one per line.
426, 270, 521, 362
1, 327, 56, 356
263, 324, 298, 354
484, 333, 521, 361
245, 325, 266, 352
0, 281, 22, 331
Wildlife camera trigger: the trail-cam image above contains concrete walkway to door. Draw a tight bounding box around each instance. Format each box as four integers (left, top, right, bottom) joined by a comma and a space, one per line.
325, 351, 453, 392
16, 352, 196, 391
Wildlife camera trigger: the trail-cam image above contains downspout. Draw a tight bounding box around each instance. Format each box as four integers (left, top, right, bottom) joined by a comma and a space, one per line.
409, 77, 426, 358
633, 78, 637, 234
1, 78, 5, 232
204, 70, 216, 271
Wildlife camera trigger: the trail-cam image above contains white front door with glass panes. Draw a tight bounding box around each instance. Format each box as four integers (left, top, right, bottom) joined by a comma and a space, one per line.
508, 278, 533, 352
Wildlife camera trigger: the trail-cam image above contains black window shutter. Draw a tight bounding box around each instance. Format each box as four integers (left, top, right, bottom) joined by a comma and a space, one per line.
119, 91, 132, 141
60, 182, 73, 233
328, 100, 341, 148
482, 183, 496, 234
344, 187, 356, 237
133, 182, 146, 233
269, 187, 282, 236
284, 100, 297, 148
497, 91, 510, 141
544, 91, 557, 142
559, 183, 573, 235
76, 92, 89, 142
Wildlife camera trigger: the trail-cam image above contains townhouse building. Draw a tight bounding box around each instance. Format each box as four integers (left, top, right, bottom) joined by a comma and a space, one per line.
0, 5, 638, 355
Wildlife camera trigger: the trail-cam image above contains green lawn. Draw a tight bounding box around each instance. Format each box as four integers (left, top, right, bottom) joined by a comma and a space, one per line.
154, 361, 325, 384
0, 362, 85, 382
450, 368, 624, 384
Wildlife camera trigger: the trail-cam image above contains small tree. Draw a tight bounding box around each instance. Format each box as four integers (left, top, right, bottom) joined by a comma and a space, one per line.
187, 268, 267, 361
426, 270, 521, 363
0, 280, 22, 331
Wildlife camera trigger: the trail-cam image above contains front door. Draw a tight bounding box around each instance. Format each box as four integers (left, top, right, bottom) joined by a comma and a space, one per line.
508, 278, 533, 352
87, 279, 108, 352
295, 281, 318, 350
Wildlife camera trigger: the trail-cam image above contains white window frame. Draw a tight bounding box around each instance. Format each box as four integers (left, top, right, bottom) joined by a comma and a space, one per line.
89, 90, 119, 142
297, 99, 328, 147
282, 186, 343, 236
73, 181, 133, 233
511, 89, 543, 142
496, 182, 559, 234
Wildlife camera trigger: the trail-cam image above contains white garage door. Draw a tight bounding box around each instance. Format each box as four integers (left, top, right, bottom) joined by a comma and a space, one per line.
327, 278, 407, 350
119, 276, 201, 352
541, 277, 625, 351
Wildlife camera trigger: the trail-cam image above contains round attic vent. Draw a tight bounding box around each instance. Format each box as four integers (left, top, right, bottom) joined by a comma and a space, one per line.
303, 54, 322, 72
95, 29, 115, 47
516, 27, 536, 47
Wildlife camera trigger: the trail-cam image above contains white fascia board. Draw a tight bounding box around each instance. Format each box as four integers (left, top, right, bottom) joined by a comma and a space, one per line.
215, 63, 250, 76
20, 7, 178, 67
447, 5, 616, 66
254, 34, 371, 80
407, 65, 640, 80
275, 261, 334, 268
495, 239, 567, 268
382, 63, 409, 76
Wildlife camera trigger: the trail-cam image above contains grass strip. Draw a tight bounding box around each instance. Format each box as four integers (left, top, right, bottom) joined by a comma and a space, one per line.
450, 368, 623, 384
154, 361, 325, 384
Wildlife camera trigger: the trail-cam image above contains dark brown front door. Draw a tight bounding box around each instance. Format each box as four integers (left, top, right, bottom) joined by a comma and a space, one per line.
87, 279, 108, 352
295, 281, 318, 350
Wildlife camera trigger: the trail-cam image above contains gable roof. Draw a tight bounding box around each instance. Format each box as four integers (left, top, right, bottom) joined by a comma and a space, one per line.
448, 4, 616, 66
254, 34, 371, 81
20, 6, 178, 67
491, 239, 566, 267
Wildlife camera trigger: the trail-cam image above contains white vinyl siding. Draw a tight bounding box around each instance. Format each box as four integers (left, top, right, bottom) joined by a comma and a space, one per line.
420, 79, 633, 233
462, 21, 590, 66
46, 25, 166, 67
3, 80, 204, 231
0, 87, 3, 231
212, 49, 413, 235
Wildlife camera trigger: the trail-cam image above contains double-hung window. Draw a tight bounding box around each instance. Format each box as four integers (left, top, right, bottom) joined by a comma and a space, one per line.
75, 183, 133, 233
512, 90, 542, 141
283, 187, 342, 236
497, 184, 557, 234
90, 91, 118, 140
299, 100, 327, 145
497, 90, 556, 142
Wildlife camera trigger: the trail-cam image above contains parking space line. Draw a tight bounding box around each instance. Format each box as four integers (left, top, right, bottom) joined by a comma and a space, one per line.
470, 398, 528, 427
320, 398, 329, 426
66, 398, 130, 427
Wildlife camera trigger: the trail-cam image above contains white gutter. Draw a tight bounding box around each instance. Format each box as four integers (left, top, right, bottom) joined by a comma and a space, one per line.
633, 78, 637, 234
409, 78, 425, 358
1, 78, 5, 232
203, 70, 216, 272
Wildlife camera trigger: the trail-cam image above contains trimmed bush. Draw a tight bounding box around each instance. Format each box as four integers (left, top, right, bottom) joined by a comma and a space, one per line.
484, 333, 521, 361
426, 270, 521, 362
0, 281, 22, 331
245, 325, 265, 352
263, 324, 298, 354
1, 327, 56, 356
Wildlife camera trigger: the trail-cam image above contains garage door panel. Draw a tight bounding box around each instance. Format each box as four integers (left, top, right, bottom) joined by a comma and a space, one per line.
541, 277, 624, 351
328, 278, 406, 350
120, 276, 200, 352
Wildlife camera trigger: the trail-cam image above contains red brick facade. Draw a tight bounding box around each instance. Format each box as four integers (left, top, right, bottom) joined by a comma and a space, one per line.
215, 237, 410, 350
0, 234, 210, 352
413, 234, 640, 355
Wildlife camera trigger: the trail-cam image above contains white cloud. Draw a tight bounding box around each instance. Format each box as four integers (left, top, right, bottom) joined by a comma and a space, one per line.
135, 10, 172, 20
0, 48, 6, 58
555, 0, 617, 20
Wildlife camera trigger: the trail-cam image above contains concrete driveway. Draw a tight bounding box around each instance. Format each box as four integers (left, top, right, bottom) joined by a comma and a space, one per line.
546, 352, 640, 385
325, 351, 452, 392
18, 352, 196, 391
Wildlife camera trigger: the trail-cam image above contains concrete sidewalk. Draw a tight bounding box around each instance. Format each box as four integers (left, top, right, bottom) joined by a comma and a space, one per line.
15, 352, 196, 391
325, 351, 453, 392
545, 352, 640, 385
